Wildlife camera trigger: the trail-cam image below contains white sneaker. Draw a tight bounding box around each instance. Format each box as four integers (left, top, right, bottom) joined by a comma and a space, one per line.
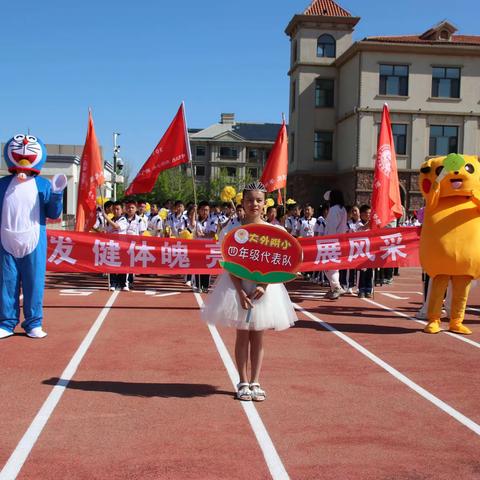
122, 286, 130, 291
0, 328, 14, 339
109, 286, 115, 291
186, 280, 192, 287
26, 327, 48, 339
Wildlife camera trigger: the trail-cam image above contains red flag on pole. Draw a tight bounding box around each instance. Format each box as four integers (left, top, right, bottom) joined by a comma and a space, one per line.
260, 120, 288, 192
125, 102, 191, 196
370, 104, 403, 229
75, 110, 105, 232
277, 189, 283, 205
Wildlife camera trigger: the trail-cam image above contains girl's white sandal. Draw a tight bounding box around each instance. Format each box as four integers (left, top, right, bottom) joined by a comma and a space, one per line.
236, 382, 252, 401
250, 383, 266, 402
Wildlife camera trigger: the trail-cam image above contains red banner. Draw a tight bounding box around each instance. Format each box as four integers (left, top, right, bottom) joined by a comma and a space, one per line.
75, 111, 105, 231
260, 120, 288, 192
125, 102, 191, 196
371, 104, 403, 229
46, 227, 420, 274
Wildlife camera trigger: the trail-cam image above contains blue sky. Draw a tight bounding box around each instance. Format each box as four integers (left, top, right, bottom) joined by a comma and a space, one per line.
0, 0, 477, 177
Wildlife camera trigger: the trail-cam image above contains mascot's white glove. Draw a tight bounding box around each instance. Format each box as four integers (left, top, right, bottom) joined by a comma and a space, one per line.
51, 174, 67, 193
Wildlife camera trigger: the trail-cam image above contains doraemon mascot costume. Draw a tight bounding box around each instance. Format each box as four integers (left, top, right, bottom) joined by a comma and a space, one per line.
0, 134, 67, 339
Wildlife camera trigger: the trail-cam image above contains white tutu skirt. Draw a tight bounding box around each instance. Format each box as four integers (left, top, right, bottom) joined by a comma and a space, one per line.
201, 273, 297, 331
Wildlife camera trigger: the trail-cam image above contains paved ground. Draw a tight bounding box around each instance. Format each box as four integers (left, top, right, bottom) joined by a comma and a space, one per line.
0, 269, 479, 479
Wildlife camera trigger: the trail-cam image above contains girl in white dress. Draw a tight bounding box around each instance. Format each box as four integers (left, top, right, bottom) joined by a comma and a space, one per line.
201, 182, 297, 401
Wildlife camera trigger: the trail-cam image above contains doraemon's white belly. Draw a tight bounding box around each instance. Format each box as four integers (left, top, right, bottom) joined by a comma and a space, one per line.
1, 176, 40, 258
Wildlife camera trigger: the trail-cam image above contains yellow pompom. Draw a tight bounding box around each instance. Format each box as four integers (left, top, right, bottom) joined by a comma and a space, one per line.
266, 198, 275, 207
286, 198, 296, 205
96, 196, 105, 206
145, 202, 151, 213
142, 230, 152, 236
235, 192, 243, 204
159, 208, 168, 220
179, 229, 193, 239
220, 186, 237, 202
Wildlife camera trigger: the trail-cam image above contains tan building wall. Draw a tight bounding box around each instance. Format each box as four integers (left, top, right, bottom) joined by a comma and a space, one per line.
286, 5, 480, 211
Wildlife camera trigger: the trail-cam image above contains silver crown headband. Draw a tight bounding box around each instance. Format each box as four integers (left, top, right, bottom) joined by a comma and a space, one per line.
243, 181, 267, 193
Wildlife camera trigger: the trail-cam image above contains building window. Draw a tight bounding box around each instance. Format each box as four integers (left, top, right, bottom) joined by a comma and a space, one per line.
248, 149, 258, 160
226, 166, 237, 177
432, 67, 460, 98
291, 80, 296, 111
379, 64, 409, 96
195, 145, 206, 157
317, 34, 336, 58
248, 167, 258, 179
194, 165, 205, 177
391, 124, 407, 155
314, 131, 333, 160
315, 78, 334, 107
293, 39, 298, 62
429, 125, 458, 156
219, 146, 238, 158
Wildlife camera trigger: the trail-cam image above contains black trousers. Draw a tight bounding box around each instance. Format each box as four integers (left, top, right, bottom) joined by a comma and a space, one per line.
195, 274, 210, 290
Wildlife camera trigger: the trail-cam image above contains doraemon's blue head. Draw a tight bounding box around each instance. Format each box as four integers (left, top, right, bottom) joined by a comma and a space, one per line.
4, 134, 47, 175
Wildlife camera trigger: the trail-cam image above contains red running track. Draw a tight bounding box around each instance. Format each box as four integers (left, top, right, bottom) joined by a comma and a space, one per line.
0, 269, 479, 479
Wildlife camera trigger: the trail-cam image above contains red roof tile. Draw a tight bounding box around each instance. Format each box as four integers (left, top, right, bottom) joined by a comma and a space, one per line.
304, 0, 352, 17
364, 34, 480, 46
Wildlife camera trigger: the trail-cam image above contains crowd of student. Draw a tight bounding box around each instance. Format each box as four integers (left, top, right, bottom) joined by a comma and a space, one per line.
92, 190, 419, 297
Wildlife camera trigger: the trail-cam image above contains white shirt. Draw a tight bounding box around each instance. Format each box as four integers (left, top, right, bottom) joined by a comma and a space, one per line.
147, 214, 164, 237
285, 215, 299, 235
124, 214, 145, 235
167, 213, 185, 237
296, 217, 317, 237
314, 216, 326, 236
325, 205, 348, 236
106, 216, 128, 234
347, 219, 363, 232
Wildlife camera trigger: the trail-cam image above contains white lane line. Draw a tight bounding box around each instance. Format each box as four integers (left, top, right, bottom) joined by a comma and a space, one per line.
363, 298, 480, 350
0, 291, 119, 480
193, 293, 290, 480
293, 303, 480, 437
379, 293, 410, 300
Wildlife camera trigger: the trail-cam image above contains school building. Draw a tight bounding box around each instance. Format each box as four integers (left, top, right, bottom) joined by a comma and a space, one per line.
286, 0, 480, 210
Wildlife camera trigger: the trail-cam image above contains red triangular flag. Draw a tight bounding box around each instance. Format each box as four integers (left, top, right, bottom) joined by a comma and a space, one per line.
260, 120, 288, 192
370, 104, 403, 229
126, 103, 191, 195
75, 111, 105, 232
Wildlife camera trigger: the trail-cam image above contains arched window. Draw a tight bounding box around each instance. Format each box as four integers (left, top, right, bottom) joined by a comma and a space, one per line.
317, 34, 336, 58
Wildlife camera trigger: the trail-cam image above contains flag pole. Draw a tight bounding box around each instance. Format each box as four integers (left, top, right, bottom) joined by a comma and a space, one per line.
182, 101, 197, 206
282, 112, 287, 205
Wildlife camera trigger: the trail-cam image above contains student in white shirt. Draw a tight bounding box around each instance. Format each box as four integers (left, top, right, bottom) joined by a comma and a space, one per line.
167, 200, 185, 237
266, 206, 280, 226
194, 201, 215, 292
104, 201, 128, 291
285, 204, 300, 237
136, 199, 150, 233
296, 203, 317, 280
340, 205, 361, 293
123, 199, 145, 290
312, 204, 328, 285
324, 190, 348, 300
296, 203, 316, 237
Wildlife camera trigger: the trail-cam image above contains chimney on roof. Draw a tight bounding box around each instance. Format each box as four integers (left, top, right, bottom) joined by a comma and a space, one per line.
220, 113, 235, 124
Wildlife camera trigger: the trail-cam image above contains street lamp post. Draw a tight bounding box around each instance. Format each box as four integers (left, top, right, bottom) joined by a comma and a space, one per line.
113, 132, 120, 201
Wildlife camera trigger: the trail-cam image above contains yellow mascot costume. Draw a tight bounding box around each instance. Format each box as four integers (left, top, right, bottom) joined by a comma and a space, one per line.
419, 153, 479, 335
